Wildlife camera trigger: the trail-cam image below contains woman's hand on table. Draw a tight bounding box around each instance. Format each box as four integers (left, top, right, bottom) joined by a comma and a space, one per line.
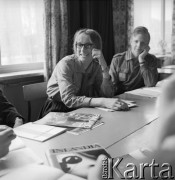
104, 98, 129, 111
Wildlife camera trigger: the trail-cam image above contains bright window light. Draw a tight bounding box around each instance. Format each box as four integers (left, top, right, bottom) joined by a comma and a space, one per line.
0, 0, 44, 72
134, 0, 173, 55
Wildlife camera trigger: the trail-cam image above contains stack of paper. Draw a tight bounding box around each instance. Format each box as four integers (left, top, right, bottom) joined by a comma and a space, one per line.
67, 119, 104, 135
35, 112, 101, 129
14, 122, 66, 142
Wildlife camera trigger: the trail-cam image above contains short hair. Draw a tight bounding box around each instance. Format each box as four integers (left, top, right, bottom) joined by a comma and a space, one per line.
73, 28, 102, 54
132, 26, 150, 43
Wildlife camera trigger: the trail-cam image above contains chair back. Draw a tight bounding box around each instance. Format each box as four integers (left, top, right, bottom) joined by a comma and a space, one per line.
23, 81, 47, 122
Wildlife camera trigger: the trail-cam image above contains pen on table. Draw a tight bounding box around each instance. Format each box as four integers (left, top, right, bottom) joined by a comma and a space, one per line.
68, 118, 89, 122
92, 122, 104, 129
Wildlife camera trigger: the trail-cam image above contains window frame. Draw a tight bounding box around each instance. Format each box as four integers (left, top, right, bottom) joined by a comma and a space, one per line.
0, 62, 44, 74
161, 0, 165, 42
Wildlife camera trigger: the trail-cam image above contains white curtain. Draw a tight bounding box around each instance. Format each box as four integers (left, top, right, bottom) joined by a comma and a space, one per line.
0, 0, 44, 65
172, 0, 175, 64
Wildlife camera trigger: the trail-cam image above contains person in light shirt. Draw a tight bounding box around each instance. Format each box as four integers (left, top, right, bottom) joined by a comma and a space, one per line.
110, 26, 158, 95
39, 28, 129, 118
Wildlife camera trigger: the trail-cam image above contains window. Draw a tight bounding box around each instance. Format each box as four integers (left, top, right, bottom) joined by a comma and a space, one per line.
134, 0, 173, 55
0, 0, 44, 73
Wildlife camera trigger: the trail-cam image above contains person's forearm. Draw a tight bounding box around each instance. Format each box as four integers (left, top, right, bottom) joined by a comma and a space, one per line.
101, 78, 114, 98
101, 68, 114, 97
140, 66, 158, 86
89, 98, 106, 108
13, 117, 23, 128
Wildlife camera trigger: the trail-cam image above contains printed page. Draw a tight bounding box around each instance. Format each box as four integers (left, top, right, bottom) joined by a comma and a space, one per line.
45, 144, 110, 180
52, 150, 106, 179
36, 112, 101, 129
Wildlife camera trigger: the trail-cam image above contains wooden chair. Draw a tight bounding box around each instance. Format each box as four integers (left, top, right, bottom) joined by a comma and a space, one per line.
23, 81, 48, 122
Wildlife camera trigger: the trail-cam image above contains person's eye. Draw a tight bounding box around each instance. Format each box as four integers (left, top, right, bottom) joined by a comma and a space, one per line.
85, 44, 91, 48
76, 43, 83, 48
76, 43, 93, 49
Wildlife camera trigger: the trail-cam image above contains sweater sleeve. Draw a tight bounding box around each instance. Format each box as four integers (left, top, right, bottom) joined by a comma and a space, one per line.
0, 90, 24, 127
140, 55, 159, 87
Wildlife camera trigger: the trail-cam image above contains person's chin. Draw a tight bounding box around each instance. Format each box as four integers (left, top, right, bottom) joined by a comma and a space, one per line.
133, 52, 140, 58
79, 55, 91, 62
80, 56, 86, 60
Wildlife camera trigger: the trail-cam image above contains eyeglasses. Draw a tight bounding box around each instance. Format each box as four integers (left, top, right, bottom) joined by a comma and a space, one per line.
76, 43, 93, 49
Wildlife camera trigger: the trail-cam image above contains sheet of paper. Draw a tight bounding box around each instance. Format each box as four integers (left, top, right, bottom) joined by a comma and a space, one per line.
125, 88, 161, 98
14, 123, 66, 142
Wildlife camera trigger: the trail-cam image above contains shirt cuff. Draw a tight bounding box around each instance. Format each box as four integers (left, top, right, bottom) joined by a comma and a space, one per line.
15, 117, 24, 122
83, 97, 92, 107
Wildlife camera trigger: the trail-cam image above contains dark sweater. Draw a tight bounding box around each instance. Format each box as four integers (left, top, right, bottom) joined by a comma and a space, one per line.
0, 89, 24, 127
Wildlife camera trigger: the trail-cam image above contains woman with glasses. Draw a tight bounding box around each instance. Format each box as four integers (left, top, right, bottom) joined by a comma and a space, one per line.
39, 28, 129, 118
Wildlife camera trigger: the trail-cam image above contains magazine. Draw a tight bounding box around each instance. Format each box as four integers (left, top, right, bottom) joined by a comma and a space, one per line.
36, 112, 101, 129
45, 143, 110, 179
67, 119, 104, 135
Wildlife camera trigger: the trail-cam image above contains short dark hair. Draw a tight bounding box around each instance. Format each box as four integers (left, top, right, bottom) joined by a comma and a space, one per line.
73, 28, 102, 54
132, 26, 150, 43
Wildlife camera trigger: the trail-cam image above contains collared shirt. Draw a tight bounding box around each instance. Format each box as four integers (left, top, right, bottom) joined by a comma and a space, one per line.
47, 54, 114, 108
109, 50, 158, 95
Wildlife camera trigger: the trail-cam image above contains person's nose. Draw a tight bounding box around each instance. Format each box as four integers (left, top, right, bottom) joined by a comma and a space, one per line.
80, 46, 86, 52
136, 42, 141, 49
